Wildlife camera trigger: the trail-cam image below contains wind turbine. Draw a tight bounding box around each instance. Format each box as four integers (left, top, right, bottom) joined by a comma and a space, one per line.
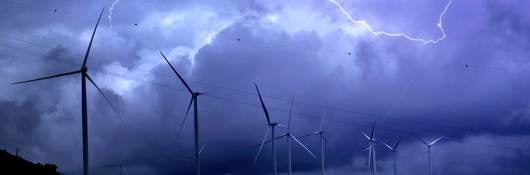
382, 138, 401, 175
269, 98, 317, 175
253, 83, 279, 175
361, 123, 377, 175
11, 9, 119, 175
415, 136, 443, 175
298, 112, 327, 175
159, 51, 203, 175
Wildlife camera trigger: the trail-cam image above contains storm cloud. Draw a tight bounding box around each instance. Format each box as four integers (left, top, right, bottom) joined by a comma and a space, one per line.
1, 0, 530, 174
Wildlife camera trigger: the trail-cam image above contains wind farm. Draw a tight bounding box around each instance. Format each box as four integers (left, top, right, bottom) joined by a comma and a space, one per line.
1, 0, 530, 175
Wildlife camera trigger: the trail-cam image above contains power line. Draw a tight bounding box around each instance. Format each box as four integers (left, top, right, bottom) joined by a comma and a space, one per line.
204, 94, 530, 153
0, 35, 486, 140
0, 32, 314, 101
2, 43, 529, 153
0, 33, 488, 138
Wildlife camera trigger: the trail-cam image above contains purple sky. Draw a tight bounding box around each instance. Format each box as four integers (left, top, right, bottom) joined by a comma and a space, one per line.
1, 0, 530, 174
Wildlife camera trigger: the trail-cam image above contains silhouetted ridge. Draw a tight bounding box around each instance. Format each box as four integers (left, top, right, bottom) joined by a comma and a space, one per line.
0, 149, 60, 175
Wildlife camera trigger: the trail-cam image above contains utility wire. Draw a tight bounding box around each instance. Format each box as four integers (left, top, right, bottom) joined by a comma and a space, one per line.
2, 43, 530, 153
0, 38, 477, 144
0, 33, 489, 138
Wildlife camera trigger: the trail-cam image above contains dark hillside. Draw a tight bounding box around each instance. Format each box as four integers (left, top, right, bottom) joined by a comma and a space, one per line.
0, 149, 60, 175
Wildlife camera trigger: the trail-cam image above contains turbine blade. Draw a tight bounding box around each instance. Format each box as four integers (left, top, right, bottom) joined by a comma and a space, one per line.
265, 134, 288, 144
159, 51, 193, 94
361, 132, 370, 140
394, 137, 402, 149
11, 70, 81, 84
279, 133, 289, 139
291, 135, 317, 159
277, 124, 288, 128
370, 122, 376, 139
381, 141, 393, 151
122, 166, 129, 175
363, 146, 370, 152
199, 144, 207, 154
297, 132, 319, 139
288, 97, 294, 132
254, 83, 271, 125
414, 136, 428, 145
429, 136, 444, 145
82, 8, 105, 69
175, 97, 194, 139
252, 126, 269, 165
86, 74, 123, 122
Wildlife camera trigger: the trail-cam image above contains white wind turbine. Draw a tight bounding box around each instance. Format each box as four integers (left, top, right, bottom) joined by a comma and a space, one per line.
361, 123, 377, 175
382, 138, 401, 175
298, 112, 328, 175
253, 83, 279, 175
415, 136, 443, 175
159, 51, 204, 175
271, 97, 317, 175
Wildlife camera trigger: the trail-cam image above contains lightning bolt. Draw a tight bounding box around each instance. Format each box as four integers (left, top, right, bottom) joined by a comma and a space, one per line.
108, 0, 121, 29
327, 0, 453, 44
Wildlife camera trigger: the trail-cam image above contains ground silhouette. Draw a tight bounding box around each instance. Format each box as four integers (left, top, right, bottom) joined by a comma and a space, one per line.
0, 149, 60, 175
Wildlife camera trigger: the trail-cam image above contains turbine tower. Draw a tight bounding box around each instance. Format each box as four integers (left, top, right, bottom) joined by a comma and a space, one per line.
416, 136, 443, 175
159, 51, 203, 175
361, 123, 377, 175
253, 83, 279, 175
11, 9, 119, 175
382, 138, 401, 175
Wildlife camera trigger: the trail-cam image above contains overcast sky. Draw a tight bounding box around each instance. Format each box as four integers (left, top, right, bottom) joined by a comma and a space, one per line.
1, 0, 530, 174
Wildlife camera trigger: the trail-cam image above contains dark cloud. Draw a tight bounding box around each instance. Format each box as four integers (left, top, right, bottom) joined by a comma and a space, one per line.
0, 100, 41, 152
